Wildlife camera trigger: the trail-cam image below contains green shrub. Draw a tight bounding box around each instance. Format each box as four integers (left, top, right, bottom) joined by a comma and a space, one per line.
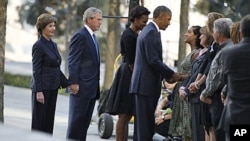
4, 72, 68, 95
4, 72, 31, 88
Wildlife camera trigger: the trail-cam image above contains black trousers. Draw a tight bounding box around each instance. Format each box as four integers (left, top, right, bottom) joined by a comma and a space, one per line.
31, 90, 58, 134
190, 102, 205, 141
210, 96, 225, 141
133, 94, 158, 141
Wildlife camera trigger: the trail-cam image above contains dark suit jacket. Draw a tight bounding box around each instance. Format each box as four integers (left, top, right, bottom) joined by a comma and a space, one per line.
68, 27, 100, 99
220, 37, 250, 132
31, 36, 62, 92
129, 22, 174, 99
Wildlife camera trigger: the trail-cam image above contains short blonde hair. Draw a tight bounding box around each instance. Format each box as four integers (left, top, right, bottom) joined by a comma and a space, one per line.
36, 13, 57, 35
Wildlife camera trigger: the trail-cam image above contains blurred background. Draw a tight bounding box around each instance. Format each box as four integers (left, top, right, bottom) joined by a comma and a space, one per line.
5, 0, 250, 90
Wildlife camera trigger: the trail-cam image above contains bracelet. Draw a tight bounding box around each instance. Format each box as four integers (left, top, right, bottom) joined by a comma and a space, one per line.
179, 86, 185, 90
195, 81, 200, 89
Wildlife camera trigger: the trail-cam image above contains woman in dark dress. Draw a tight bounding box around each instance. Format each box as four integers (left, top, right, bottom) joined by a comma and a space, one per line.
30, 13, 67, 134
187, 12, 224, 141
106, 6, 150, 141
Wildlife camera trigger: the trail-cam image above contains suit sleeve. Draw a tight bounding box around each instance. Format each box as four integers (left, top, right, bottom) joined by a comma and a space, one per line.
144, 30, 174, 80
68, 32, 85, 85
32, 43, 43, 92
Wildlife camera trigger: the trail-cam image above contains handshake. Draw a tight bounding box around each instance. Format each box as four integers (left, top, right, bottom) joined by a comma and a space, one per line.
165, 72, 182, 84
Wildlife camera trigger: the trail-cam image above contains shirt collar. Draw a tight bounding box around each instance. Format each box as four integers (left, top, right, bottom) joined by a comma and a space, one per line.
151, 21, 160, 32
84, 25, 94, 36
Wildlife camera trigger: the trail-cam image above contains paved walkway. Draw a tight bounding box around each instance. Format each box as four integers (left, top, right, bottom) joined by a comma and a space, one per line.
2, 85, 110, 141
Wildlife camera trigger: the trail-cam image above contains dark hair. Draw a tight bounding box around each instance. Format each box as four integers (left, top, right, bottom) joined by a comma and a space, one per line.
240, 14, 250, 38
36, 13, 57, 35
153, 5, 171, 19
192, 25, 203, 49
129, 6, 150, 22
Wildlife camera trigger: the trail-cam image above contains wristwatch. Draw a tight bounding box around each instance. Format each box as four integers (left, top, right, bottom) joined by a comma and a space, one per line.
161, 115, 165, 120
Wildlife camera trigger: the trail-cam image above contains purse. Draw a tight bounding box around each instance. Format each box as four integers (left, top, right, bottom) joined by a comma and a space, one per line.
60, 70, 68, 88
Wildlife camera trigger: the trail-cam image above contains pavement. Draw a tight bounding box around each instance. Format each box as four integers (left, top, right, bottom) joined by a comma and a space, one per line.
3, 53, 176, 141
2, 61, 134, 140
2, 61, 165, 141
2, 85, 134, 141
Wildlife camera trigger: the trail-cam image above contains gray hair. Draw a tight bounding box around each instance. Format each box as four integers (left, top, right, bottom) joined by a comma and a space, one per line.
83, 7, 102, 23
153, 5, 171, 19
213, 18, 233, 38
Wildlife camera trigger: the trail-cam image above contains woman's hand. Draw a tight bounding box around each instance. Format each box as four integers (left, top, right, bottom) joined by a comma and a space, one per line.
36, 92, 44, 104
221, 93, 226, 106
154, 110, 162, 117
188, 82, 197, 94
200, 94, 212, 104
179, 86, 187, 100
155, 116, 164, 125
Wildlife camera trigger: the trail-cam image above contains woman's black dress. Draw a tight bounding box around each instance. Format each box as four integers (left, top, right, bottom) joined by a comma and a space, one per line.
106, 28, 137, 115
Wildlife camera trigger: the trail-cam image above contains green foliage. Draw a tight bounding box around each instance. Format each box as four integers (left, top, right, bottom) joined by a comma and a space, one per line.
194, 0, 209, 15
58, 88, 68, 95
4, 72, 68, 95
16, 0, 102, 37
194, 0, 250, 21
4, 72, 31, 88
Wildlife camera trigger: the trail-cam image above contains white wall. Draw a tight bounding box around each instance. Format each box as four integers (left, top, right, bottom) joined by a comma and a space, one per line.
6, 0, 37, 62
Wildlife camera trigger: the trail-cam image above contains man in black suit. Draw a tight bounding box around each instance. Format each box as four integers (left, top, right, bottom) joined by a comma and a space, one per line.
66, 7, 102, 141
219, 14, 250, 141
129, 6, 180, 141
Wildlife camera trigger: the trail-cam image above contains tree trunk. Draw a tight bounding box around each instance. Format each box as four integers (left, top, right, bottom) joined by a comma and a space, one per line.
103, 0, 120, 89
0, 0, 8, 122
178, 0, 190, 71
63, 0, 78, 76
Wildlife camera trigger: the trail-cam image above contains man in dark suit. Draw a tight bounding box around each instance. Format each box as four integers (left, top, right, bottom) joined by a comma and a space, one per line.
129, 6, 180, 141
66, 7, 102, 141
219, 14, 250, 141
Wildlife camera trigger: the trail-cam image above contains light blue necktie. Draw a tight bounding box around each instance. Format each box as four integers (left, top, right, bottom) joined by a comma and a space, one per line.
92, 33, 100, 61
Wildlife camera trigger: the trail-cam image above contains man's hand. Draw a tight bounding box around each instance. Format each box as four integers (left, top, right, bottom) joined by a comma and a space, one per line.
200, 94, 212, 104
69, 84, 79, 95
166, 72, 180, 83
